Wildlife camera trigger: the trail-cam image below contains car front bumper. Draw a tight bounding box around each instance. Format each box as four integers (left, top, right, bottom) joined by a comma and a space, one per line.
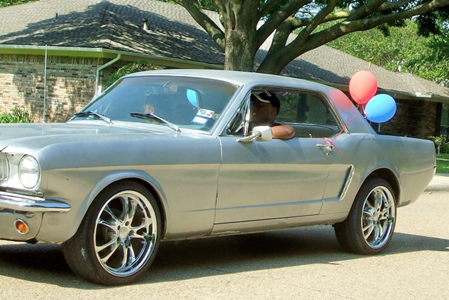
0, 191, 70, 213
0, 191, 70, 241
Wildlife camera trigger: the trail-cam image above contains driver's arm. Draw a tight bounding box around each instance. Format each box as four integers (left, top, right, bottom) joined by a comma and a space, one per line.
271, 124, 295, 139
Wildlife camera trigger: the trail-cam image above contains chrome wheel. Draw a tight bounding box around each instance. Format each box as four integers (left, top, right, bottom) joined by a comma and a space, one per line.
361, 186, 395, 249
62, 181, 161, 285
94, 190, 158, 277
334, 178, 397, 255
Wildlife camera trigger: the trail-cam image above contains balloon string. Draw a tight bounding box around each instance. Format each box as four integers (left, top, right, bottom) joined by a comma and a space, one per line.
357, 103, 366, 116
324, 137, 345, 158
330, 113, 357, 142
321, 109, 360, 159
311, 103, 363, 158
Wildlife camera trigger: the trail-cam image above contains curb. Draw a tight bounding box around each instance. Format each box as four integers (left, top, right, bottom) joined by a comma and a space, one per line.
424, 185, 449, 192
424, 174, 449, 192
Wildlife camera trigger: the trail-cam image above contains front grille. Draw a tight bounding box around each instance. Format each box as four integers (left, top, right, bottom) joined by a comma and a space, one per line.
0, 157, 9, 181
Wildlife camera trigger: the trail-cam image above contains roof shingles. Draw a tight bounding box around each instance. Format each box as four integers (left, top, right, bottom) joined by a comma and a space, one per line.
0, 0, 224, 64
0, 0, 448, 100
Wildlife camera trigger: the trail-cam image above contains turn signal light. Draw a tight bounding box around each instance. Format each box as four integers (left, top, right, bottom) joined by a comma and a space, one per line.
14, 219, 29, 234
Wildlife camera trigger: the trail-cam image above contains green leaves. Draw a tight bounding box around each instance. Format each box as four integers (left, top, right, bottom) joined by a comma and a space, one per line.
0, 0, 38, 7
328, 21, 449, 86
0, 107, 32, 123
104, 61, 163, 89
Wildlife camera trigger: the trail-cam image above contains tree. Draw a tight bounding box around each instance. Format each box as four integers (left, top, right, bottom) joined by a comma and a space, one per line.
0, 0, 37, 7
171, 0, 449, 74
328, 21, 449, 86
104, 61, 163, 89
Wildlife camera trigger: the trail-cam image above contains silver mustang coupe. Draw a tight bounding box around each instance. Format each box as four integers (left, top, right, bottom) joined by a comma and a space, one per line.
0, 70, 436, 285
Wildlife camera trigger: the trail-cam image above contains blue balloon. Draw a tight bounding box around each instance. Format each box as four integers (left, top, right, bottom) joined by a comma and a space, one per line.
364, 94, 397, 123
187, 89, 198, 106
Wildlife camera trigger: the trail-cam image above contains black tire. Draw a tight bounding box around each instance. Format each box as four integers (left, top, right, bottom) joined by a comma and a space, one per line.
61, 181, 161, 285
334, 178, 396, 255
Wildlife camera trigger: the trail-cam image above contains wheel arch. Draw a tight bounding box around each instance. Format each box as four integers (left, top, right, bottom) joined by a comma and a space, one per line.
72, 171, 168, 242
110, 177, 168, 239
363, 168, 400, 204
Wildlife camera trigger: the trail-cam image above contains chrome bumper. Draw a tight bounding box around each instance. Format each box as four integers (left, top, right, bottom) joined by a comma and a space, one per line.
0, 191, 70, 213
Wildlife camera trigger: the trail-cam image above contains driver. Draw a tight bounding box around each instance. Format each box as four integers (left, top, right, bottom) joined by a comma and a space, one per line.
144, 102, 155, 114
143, 94, 170, 117
250, 91, 295, 140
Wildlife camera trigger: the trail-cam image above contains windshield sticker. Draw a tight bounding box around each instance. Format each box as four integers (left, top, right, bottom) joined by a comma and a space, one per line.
192, 116, 208, 125
197, 109, 215, 119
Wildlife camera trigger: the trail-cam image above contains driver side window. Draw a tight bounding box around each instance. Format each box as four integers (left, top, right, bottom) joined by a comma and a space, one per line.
275, 90, 340, 138
227, 88, 340, 138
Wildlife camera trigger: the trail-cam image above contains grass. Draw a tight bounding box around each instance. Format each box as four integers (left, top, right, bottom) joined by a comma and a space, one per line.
436, 153, 449, 173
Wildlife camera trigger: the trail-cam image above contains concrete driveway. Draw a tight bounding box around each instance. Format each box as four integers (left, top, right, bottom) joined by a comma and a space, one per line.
0, 178, 448, 299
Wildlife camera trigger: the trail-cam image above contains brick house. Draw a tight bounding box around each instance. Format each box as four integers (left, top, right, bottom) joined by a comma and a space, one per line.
1, 0, 448, 138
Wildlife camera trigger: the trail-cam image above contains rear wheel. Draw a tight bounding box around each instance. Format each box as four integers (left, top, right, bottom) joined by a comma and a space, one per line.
62, 181, 161, 285
334, 178, 396, 255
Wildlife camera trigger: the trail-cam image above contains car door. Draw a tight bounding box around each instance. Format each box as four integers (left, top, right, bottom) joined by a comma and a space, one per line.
214, 88, 349, 225
215, 137, 330, 224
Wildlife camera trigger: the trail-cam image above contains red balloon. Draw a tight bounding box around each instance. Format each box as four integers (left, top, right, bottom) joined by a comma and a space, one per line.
349, 71, 378, 105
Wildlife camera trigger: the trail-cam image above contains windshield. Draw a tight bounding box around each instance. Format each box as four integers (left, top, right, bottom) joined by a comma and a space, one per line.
72, 75, 239, 132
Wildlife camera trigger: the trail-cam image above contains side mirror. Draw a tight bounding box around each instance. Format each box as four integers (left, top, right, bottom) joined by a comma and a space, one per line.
253, 126, 273, 141
237, 126, 273, 143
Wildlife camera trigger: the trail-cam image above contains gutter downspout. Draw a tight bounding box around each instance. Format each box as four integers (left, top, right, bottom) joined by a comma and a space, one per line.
43, 45, 48, 123
95, 54, 121, 97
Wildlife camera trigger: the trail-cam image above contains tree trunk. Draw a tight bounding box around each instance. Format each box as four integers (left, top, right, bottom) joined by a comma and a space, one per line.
219, 1, 259, 72
257, 53, 295, 74
223, 29, 256, 71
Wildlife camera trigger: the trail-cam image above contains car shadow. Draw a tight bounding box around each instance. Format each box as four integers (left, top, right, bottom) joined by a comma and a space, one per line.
0, 226, 447, 288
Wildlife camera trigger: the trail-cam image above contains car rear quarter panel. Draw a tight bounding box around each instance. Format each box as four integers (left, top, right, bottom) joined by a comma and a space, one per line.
320, 132, 435, 219
319, 88, 435, 216
374, 135, 436, 206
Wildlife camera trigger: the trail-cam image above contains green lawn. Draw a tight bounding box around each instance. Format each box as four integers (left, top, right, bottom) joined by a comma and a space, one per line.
436, 153, 449, 173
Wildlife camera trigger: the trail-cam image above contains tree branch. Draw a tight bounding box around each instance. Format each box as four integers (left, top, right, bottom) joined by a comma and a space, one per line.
267, 0, 336, 55
259, 0, 287, 17
308, 0, 449, 58
257, 0, 312, 48
258, 0, 449, 73
347, 0, 388, 20
281, 0, 444, 31
296, 0, 337, 44
379, 0, 417, 11
177, 0, 226, 50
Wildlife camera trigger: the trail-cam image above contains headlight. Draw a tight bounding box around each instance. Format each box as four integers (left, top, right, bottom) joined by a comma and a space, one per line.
18, 155, 40, 189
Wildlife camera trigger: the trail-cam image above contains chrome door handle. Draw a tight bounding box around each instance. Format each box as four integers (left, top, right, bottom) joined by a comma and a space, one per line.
316, 143, 334, 156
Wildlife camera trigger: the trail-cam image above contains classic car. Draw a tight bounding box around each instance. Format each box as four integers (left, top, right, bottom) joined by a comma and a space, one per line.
0, 69, 436, 285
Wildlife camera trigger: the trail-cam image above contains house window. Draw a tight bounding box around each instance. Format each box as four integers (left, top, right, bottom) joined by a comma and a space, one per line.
439, 103, 449, 137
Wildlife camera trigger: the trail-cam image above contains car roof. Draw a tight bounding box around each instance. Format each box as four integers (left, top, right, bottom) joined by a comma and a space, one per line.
125, 69, 335, 92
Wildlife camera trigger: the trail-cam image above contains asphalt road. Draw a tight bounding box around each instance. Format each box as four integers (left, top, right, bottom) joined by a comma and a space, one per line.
0, 188, 448, 300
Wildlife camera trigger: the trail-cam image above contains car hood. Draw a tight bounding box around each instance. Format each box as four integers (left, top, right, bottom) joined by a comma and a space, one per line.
0, 121, 221, 178
0, 122, 182, 152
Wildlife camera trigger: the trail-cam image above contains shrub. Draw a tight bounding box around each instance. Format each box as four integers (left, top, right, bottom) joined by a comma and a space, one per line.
104, 60, 163, 89
440, 143, 449, 154
0, 107, 32, 123
0, 0, 38, 7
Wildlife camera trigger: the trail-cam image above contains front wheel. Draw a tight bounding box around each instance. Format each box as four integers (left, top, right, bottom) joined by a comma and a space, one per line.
334, 178, 396, 255
62, 181, 161, 285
